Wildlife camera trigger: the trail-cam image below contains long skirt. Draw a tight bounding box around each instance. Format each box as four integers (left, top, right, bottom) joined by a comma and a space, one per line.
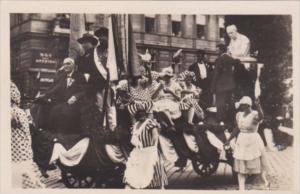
124, 147, 167, 189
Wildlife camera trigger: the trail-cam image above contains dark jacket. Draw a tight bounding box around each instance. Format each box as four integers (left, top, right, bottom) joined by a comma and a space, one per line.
76, 48, 109, 96
188, 61, 212, 90
211, 53, 238, 93
43, 71, 88, 135
44, 71, 87, 104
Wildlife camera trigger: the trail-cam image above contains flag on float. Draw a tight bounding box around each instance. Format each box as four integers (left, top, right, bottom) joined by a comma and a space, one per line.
69, 14, 85, 59
111, 15, 125, 75
109, 14, 140, 79
127, 15, 141, 77
106, 14, 125, 81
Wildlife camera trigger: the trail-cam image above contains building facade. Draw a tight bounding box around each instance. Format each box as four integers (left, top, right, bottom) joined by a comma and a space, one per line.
10, 14, 225, 97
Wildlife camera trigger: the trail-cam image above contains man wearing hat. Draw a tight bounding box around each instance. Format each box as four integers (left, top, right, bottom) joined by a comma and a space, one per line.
188, 50, 213, 108
76, 27, 117, 131
211, 43, 239, 126
77, 33, 99, 53
76, 32, 98, 73
39, 57, 88, 135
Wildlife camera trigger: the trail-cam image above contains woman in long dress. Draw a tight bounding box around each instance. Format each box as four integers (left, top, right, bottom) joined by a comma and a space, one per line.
11, 82, 45, 188
124, 105, 168, 189
225, 96, 269, 190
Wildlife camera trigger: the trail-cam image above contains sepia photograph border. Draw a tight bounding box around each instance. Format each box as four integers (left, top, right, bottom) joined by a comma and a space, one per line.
1, 1, 299, 194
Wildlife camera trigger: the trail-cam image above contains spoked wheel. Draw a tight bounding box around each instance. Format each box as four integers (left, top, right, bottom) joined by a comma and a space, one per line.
61, 170, 96, 188
192, 160, 219, 177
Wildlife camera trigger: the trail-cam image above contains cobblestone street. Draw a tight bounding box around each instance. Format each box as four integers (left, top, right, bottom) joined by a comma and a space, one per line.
41, 146, 294, 190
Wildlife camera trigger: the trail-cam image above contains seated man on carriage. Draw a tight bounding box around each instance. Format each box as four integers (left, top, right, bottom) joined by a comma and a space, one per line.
39, 57, 88, 140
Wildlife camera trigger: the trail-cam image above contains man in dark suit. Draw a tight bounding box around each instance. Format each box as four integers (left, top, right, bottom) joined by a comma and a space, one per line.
211, 44, 239, 127
76, 31, 107, 97
76, 27, 116, 130
41, 58, 87, 135
189, 50, 213, 108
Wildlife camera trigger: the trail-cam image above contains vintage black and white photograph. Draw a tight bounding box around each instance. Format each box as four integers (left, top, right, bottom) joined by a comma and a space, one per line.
1, 1, 299, 192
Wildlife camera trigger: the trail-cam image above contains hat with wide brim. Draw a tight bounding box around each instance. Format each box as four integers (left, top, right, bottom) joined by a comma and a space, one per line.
94, 27, 109, 38
235, 96, 252, 109
77, 33, 98, 46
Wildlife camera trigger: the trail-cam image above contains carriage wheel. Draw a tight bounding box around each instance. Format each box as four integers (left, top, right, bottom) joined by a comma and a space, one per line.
61, 170, 96, 188
192, 160, 219, 177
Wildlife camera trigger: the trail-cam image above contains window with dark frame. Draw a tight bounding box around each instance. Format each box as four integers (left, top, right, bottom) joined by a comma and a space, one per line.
220, 27, 226, 39
57, 14, 71, 29
196, 24, 205, 39
219, 16, 226, 41
196, 15, 206, 39
172, 21, 181, 37
145, 17, 155, 33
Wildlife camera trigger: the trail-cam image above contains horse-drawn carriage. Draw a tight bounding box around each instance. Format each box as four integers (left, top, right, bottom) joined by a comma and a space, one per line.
26, 54, 263, 188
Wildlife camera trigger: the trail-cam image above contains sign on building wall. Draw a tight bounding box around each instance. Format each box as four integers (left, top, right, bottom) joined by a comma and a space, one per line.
29, 49, 60, 93
32, 50, 59, 69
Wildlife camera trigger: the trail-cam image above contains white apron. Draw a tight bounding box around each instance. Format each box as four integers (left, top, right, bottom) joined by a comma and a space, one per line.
124, 119, 159, 189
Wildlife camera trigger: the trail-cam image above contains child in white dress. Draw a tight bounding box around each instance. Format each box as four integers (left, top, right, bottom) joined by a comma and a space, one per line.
225, 96, 269, 190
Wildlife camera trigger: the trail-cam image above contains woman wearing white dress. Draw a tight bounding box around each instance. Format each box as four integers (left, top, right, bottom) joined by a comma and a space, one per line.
225, 96, 269, 190
153, 67, 182, 125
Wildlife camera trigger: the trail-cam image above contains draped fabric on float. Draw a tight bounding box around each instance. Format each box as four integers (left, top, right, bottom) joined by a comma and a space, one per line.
69, 14, 86, 60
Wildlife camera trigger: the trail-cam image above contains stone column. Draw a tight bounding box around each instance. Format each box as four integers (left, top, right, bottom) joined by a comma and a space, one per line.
131, 14, 145, 32
182, 15, 196, 38
155, 14, 171, 35
205, 15, 219, 41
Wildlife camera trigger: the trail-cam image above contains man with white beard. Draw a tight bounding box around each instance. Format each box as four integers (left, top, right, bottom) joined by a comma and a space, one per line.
226, 24, 250, 58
